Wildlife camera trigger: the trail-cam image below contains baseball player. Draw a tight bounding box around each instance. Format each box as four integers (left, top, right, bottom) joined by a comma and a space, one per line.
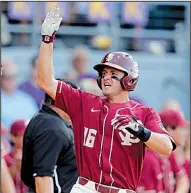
159, 109, 190, 193
136, 147, 164, 193
37, 7, 176, 193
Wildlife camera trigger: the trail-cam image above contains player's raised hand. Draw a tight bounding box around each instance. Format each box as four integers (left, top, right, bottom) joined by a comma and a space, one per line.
41, 7, 63, 43
111, 115, 151, 142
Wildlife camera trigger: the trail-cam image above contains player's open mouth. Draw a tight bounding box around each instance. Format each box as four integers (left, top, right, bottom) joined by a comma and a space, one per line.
104, 83, 111, 87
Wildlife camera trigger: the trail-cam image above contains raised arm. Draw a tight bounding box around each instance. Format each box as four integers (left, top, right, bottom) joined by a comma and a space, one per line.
37, 7, 62, 100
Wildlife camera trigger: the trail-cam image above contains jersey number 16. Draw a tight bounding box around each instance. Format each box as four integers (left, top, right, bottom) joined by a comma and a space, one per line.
83, 127, 97, 148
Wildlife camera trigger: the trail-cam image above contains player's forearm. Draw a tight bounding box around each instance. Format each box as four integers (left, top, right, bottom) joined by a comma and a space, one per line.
9, 164, 18, 179
145, 132, 173, 155
174, 174, 190, 193
1, 159, 16, 193
38, 7, 62, 99
37, 42, 55, 90
35, 176, 54, 193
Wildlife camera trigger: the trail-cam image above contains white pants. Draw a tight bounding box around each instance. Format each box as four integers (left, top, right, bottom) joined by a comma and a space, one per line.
70, 184, 99, 193
70, 177, 136, 193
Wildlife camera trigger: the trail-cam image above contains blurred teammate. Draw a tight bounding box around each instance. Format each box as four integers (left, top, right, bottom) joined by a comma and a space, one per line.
4, 120, 28, 193
136, 147, 164, 193
183, 132, 190, 180
159, 109, 190, 193
137, 109, 190, 193
1, 59, 22, 193
37, 7, 176, 193
183, 133, 190, 193
1, 60, 17, 193
21, 79, 78, 193
1, 123, 11, 155
137, 147, 189, 193
1, 140, 16, 193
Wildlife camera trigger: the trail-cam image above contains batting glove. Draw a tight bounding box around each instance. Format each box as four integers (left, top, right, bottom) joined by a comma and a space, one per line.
111, 115, 151, 142
41, 7, 63, 44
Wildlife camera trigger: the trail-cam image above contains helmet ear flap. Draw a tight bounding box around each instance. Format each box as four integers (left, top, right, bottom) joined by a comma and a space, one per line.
120, 75, 138, 91
96, 76, 102, 90
120, 77, 126, 90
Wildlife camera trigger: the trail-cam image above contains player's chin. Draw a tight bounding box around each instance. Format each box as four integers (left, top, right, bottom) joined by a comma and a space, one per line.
102, 90, 111, 97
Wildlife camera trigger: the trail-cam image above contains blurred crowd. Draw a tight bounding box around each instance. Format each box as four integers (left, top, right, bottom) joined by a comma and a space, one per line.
1, 44, 190, 193
1, 2, 188, 54
1, 2, 190, 193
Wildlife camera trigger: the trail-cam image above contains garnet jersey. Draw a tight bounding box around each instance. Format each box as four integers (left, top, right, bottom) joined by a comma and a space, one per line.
136, 148, 164, 192
183, 160, 190, 181
167, 153, 186, 193
55, 81, 173, 190
137, 150, 184, 193
183, 160, 190, 193
5, 152, 28, 193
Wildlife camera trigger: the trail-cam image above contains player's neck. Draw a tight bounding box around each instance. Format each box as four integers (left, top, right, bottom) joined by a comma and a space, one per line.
107, 91, 129, 104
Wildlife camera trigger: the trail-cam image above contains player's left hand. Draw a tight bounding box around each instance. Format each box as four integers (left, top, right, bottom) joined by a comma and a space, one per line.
111, 115, 140, 131
111, 115, 151, 142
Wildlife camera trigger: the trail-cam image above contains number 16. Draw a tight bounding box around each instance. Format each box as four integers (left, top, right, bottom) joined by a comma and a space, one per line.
83, 127, 97, 148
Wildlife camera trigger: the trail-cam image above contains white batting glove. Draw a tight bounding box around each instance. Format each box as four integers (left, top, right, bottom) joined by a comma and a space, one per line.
41, 7, 63, 43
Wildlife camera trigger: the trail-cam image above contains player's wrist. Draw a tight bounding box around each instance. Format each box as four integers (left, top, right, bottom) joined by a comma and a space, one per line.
137, 125, 151, 142
42, 31, 56, 44
127, 125, 151, 142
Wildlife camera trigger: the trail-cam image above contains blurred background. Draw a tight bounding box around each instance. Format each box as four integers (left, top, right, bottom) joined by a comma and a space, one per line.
1, 1, 190, 118
1, 2, 190, 193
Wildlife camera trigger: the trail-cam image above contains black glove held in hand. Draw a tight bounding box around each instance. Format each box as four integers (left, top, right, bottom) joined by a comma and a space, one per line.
112, 115, 151, 142
127, 116, 151, 142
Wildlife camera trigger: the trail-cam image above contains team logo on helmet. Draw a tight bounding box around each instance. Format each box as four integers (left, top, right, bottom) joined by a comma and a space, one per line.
105, 53, 114, 62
